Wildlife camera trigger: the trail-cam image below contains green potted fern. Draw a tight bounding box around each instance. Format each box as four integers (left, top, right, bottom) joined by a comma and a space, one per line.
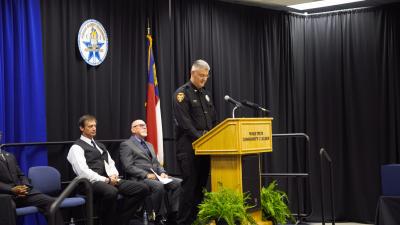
193, 186, 257, 225
261, 181, 295, 225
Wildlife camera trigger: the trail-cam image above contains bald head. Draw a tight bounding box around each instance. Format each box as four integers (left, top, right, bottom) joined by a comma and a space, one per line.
131, 119, 147, 138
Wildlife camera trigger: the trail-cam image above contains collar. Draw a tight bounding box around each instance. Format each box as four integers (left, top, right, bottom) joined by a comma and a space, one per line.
130, 135, 144, 144
189, 81, 204, 93
80, 135, 95, 146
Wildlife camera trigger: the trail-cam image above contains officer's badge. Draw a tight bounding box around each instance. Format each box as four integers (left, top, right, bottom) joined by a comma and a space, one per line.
205, 95, 210, 102
177, 92, 185, 102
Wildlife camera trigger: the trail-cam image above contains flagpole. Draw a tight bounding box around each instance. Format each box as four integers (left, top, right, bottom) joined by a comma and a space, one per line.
147, 18, 151, 35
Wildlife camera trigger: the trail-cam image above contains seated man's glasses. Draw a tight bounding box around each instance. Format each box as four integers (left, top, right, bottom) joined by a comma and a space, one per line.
133, 124, 147, 128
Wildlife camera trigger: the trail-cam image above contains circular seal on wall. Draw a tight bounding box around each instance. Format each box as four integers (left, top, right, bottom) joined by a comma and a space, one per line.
77, 19, 108, 66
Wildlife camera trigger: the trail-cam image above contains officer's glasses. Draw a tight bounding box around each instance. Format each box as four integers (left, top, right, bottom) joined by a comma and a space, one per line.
197, 73, 210, 79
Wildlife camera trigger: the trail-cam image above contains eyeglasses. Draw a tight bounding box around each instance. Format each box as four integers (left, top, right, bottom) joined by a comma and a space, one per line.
199, 75, 210, 79
133, 124, 147, 128
196, 72, 211, 79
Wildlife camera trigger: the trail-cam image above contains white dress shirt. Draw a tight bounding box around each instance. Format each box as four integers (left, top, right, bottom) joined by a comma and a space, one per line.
67, 135, 119, 183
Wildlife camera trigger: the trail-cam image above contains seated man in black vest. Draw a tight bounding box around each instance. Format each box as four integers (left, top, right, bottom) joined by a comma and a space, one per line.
119, 119, 182, 225
67, 115, 150, 225
0, 131, 63, 225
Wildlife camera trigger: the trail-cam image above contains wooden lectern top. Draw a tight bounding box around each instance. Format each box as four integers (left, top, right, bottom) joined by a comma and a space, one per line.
193, 118, 273, 155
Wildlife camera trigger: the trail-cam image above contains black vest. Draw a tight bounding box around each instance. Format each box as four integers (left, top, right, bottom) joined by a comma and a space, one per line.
74, 139, 109, 177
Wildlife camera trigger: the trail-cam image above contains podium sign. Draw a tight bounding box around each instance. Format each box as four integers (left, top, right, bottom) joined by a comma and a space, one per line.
193, 118, 272, 155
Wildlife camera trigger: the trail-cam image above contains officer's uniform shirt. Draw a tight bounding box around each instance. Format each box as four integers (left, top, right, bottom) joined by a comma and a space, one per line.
172, 82, 217, 140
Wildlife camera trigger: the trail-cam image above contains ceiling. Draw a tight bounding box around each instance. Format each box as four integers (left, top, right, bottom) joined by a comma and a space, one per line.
221, 0, 400, 14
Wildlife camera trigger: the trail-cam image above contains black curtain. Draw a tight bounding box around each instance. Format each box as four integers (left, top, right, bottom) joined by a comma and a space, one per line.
40, 0, 400, 222
290, 4, 400, 222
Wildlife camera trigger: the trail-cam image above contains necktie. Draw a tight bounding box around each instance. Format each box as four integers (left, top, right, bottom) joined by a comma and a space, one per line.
140, 140, 152, 158
91, 140, 97, 149
92, 140, 108, 163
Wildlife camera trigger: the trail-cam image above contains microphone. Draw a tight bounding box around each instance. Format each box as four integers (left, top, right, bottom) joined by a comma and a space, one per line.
241, 100, 270, 112
224, 95, 242, 107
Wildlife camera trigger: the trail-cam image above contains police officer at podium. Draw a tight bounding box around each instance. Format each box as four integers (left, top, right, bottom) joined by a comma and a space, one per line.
172, 59, 217, 225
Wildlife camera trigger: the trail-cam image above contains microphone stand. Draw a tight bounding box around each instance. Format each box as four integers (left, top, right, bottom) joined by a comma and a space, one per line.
232, 105, 239, 118
319, 148, 335, 225
256, 108, 267, 118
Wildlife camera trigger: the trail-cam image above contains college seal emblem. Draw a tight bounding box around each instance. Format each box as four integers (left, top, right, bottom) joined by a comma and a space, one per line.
78, 19, 108, 66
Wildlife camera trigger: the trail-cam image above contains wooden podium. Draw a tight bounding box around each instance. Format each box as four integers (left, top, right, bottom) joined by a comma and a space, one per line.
193, 118, 273, 225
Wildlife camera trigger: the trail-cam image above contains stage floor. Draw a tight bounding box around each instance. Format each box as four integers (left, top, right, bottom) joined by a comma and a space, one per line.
309, 223, 372, 225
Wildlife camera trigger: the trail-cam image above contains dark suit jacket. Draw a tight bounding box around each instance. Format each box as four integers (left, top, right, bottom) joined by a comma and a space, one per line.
0, 151, 36, 195
119, 137, 166, 180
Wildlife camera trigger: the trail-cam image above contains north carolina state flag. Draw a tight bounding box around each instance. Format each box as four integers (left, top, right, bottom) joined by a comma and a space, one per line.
146, 34, 164, 164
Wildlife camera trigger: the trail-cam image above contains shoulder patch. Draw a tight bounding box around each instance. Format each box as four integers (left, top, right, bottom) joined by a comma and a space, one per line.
176, 92, 185, 102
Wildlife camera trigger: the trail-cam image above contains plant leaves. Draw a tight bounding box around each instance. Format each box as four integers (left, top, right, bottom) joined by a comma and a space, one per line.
260, 181, 295, 224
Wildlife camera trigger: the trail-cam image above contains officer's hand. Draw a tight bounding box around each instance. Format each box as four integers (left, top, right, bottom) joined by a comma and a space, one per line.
160, 173, 168, 178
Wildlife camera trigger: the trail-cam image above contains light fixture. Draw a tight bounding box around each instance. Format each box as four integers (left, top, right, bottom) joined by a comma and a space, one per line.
287, 0, 365, 10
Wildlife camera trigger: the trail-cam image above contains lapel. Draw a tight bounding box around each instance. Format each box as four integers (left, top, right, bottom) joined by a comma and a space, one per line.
0, 153, 8, 173
1, 152, 12, 166
0, 152, 17, 183
127, 139, 152, 160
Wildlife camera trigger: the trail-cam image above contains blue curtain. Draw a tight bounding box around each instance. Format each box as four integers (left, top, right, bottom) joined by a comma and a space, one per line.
0, 0, 47, 172
1, 1, 47, 224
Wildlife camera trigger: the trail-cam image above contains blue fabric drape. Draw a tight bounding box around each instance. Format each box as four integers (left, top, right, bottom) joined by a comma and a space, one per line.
0, 0, 47, 171
1, 1, 47, 222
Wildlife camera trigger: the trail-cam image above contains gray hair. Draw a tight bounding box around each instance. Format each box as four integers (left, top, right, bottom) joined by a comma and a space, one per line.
191, 59, 210, 72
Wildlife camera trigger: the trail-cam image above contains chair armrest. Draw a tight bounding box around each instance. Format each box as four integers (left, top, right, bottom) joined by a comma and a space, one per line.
48, 177, 93, 225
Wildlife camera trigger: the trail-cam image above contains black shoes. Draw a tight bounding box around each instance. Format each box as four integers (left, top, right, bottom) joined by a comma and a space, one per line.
146, 212, 178, 225
154, 215, 167, 225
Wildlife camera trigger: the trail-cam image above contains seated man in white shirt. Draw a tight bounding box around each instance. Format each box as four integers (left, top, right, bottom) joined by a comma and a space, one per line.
67, 114, 150, 225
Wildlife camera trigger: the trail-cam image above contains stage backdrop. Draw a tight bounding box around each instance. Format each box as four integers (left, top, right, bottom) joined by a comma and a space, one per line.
40, 0, 400, 222
1, 0, 47, 224
0, 0, 47, 171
